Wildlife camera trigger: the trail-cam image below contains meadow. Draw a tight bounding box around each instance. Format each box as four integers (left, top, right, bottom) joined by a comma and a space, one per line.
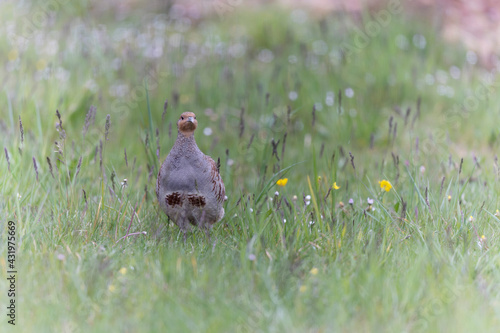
1, 1, 500, 332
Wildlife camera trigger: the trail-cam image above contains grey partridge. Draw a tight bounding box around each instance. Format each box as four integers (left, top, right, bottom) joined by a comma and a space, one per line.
156, 112, 225, 237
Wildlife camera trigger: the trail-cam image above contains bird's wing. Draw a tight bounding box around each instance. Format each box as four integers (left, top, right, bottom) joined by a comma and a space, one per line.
204, 155, 225, 203
156, 154, 174, 200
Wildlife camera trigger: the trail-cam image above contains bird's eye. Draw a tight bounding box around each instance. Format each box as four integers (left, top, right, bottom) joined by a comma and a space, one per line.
181, 116, 184, 120
194, 117, 196, 119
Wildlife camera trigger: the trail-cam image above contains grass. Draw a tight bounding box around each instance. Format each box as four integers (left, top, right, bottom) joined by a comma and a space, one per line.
1, 1, 500, 332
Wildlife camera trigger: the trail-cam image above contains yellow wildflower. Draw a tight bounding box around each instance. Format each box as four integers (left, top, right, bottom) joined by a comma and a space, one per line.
310, 268, 318, 275
36, 59, 47, 71
119, 267, 127, 275
333, 182, 340, 190
379, 180, 392, 192
276, 178, 288, 187
108, 284, 116, 292
299, 285, 307, 293
8, 49, 18, 61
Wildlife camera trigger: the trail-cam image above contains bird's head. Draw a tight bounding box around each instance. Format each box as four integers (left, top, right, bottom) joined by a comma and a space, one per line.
177, 112, 198, 136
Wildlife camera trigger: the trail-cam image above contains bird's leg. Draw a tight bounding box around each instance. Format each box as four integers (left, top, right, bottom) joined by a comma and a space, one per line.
204, 227, 211, 243
203, 226, 217, 252
198, 210, 211, 242
211, 234, 217, 252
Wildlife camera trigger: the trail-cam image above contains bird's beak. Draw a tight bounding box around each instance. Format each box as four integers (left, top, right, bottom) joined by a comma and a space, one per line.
187, 116, 194, 123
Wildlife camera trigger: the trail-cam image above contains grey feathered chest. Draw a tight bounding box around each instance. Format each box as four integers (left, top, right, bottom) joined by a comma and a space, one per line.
163, 147, 209, 192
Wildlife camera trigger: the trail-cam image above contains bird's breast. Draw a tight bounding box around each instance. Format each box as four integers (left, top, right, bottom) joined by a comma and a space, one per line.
164, 156, 209, 192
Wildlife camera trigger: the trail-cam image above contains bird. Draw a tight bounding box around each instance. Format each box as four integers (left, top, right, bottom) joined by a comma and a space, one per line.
156, 112, 225, 239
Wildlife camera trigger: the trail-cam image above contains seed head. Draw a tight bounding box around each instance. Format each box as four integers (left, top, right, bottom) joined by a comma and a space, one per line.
33, 157, 38, 182
4, 147, 10, 172
105, 114, 111, 141
19, 116, 24, 145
